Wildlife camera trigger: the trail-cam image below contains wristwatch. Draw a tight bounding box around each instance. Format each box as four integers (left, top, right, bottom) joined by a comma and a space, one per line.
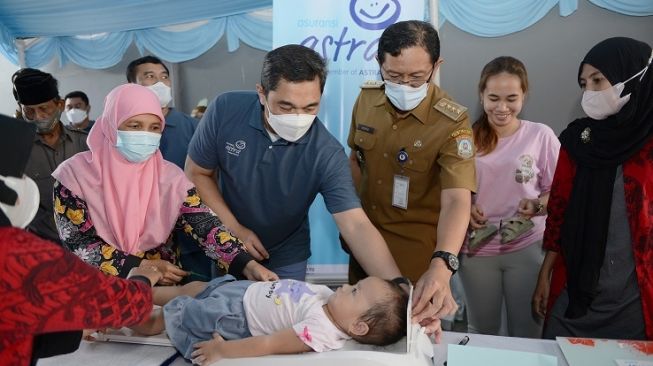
534, 199, 545, 215
431, 251, 459, 274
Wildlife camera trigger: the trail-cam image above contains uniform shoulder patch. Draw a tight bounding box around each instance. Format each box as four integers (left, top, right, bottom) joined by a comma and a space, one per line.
450, 128, 472, 139
455, 135, 474, 159
360, 80, 384, 89
434, 98, 467, 121
450, 128, 474, 159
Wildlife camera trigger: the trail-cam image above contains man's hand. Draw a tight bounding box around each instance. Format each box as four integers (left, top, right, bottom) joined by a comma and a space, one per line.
234, 225, 269, 261
139, 259, 188, 285
242, 260, 279, 281
191, 333, 225, 365
412, 263, 457, 337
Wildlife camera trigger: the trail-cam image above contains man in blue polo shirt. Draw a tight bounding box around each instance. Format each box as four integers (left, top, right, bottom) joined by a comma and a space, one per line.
185, 44, 403, 282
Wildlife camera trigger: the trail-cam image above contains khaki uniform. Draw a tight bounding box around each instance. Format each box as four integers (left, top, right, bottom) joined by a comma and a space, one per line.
25, 123, 88, 244
347, 83, 476, 283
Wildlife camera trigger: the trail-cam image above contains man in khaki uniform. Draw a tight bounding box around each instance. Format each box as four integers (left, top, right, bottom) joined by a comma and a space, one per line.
347, 20, 475, 325
12, 68, 88, 244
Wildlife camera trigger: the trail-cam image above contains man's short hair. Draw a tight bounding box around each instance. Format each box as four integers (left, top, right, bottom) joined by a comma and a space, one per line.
64, 91, 90, 106
377, 20, 441, 65
126, 55, 170, 83
12, 68, 60, 105
260, 45, 327, 95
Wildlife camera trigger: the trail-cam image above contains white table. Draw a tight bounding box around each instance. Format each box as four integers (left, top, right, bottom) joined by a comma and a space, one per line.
38, 331, 568, 366
434, 331, 569, 366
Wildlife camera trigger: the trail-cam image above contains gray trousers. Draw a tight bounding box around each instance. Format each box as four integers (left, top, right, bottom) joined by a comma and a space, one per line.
459, 242, 544, 338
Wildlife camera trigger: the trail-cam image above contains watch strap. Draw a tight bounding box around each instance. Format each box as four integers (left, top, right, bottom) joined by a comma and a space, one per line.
431, 251, 458, 274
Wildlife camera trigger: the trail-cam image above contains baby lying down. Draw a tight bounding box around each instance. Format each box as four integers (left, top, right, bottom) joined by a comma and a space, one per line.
134, 275, 408, 365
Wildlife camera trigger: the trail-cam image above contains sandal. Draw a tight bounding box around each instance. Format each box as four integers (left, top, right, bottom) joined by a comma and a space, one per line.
468, 224, 498, 250
499, 216, 534, 244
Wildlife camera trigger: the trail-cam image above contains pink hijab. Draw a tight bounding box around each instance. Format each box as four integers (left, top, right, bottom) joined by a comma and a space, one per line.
52, 84, 193, 255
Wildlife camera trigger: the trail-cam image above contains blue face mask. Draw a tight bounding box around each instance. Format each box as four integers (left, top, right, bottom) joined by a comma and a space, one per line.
115, 131, 161, 163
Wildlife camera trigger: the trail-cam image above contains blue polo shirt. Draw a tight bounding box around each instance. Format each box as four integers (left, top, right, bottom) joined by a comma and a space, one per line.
161, 108, 199, 169
188, 91, 360, 268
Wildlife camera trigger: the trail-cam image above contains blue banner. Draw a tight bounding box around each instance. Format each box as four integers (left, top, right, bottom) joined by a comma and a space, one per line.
273, 0, 425, 280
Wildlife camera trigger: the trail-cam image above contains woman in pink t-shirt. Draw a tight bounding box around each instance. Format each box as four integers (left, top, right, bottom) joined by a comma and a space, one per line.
459, 56, 560, 338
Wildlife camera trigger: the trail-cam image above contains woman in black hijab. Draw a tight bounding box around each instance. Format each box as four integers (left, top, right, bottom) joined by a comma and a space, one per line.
532, 37, 653, 340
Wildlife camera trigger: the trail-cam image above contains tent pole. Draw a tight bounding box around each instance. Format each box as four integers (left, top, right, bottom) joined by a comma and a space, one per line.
170, 62, 183, 112
16, 38, 26, 68
428, 0, 440, 86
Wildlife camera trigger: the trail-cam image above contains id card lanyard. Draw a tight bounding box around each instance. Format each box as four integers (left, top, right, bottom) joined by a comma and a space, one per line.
392, 148, 409, 210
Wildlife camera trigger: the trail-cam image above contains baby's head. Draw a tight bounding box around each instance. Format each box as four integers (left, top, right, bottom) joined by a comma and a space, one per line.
326, 276, 408, 346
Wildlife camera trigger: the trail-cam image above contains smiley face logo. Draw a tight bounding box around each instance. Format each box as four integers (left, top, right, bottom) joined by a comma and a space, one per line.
349, 0, 401, 30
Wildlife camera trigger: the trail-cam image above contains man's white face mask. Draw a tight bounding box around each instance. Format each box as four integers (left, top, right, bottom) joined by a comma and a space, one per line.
147, 82, 173, 108
265, 102, 316, 142
64, 108, 88, 125
0, 174, 39, 228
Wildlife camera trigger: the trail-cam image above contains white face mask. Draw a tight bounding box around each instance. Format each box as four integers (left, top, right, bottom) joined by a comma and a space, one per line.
265, 103, 316, 142
147, 82, 172, 108
582, 58, 651, 120
0, 174, 39, 229
64, 108, 88, 125
115, 130, 162, 163
384, 81, 429, 111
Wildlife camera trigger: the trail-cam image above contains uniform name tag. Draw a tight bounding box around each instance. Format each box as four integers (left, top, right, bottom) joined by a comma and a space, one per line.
357, 124, 375, 134
392, 175, 409, 210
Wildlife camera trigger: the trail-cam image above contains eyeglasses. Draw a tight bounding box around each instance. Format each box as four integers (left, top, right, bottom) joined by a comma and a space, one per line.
381, 67, 434, 88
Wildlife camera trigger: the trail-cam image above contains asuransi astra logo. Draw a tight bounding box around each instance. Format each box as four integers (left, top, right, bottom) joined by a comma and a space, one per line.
349, 0, 401, 30
225, 140, 247, 157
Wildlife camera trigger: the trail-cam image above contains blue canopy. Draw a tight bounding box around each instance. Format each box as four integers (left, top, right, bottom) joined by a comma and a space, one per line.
0, 0, 273, 68
0, 0, 650, 69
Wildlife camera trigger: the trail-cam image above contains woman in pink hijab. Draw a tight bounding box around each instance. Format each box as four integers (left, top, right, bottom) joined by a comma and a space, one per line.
52, 84, 277, 287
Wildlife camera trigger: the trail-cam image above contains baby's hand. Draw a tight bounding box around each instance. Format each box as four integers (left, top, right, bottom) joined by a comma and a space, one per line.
82, 329, 105, 341
191, 333, 225, 365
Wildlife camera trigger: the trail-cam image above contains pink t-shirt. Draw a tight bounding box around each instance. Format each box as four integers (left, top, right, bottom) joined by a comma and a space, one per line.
461, 120, 560, 256
243, 280, 350, 352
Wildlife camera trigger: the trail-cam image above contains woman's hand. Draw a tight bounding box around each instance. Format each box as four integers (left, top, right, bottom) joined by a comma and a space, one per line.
242, 260, 279, 281
532, 273, 551, 319
139, 259, 188, 285
470, 204, 487, 229
127, 265, 163, 286
517, 198, 538, 217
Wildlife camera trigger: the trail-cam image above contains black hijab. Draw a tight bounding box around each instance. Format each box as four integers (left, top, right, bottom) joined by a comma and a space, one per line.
0, 114, 37, 227
558, 37, 653, 318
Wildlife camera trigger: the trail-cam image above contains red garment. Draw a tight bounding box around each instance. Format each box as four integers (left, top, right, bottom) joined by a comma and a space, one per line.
543, 142, 653, 340
0, 227, 153, 365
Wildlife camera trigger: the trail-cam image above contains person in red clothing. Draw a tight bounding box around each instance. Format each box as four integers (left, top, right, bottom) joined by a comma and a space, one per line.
532, 37, 653, 340
0, 114, 162, 366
